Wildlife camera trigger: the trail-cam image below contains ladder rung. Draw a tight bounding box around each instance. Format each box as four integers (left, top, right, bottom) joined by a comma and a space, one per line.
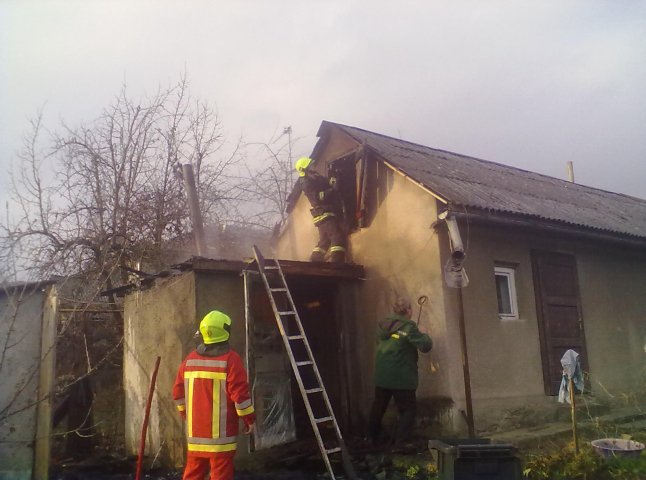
270, 287, 288, 292
325, 447, 342, 454
296, 360, 313, 366
278, 310, 296, 316
315, 416, 333, 424
264, 266, 279, 270
287, 335, 304, 340
305, 387, 323, 394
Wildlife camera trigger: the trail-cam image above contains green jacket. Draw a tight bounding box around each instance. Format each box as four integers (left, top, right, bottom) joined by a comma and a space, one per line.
374, 313, 432, 390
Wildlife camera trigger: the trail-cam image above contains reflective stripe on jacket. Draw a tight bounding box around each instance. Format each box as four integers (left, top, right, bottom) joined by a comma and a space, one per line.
374, 314, 432, 390
173, 349, 255, 457
298, 172, 341, 224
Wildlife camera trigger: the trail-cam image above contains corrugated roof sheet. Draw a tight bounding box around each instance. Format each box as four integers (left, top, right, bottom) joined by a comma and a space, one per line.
324, 121, 646, 240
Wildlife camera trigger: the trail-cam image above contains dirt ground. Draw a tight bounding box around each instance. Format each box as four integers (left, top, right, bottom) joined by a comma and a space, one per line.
49, 436, 438, 480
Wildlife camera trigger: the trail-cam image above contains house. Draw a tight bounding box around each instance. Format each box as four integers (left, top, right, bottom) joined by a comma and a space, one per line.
122, 120, 646, 468
0, 281, 57, 480
276, 121, 646, 433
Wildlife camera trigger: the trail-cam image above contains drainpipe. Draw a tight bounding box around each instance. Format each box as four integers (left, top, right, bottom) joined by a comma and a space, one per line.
438, 210, 475, 437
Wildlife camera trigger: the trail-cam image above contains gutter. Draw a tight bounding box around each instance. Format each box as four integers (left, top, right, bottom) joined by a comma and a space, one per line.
446, 207, 646, 252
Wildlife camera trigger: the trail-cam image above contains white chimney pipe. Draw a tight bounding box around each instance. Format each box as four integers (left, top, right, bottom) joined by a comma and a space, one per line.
567, 161, 575, 183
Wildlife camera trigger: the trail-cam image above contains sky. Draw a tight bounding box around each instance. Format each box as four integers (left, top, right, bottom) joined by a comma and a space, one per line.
1, 0, 646, 209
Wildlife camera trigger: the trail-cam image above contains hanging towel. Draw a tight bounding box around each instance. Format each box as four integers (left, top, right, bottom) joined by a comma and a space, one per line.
558, 349, 584, 404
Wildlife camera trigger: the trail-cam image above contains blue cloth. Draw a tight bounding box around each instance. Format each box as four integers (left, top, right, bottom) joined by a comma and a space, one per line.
558, 349, 584, 403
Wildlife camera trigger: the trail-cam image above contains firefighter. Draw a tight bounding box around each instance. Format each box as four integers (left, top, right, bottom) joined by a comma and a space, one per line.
173, 310, 255, 480
294, 156, 347, 262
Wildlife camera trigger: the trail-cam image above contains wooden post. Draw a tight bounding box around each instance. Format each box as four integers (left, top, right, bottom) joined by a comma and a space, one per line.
569, 377, 579, 453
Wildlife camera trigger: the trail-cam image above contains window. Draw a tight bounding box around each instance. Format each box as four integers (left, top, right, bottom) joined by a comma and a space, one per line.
495, 265, 519, 319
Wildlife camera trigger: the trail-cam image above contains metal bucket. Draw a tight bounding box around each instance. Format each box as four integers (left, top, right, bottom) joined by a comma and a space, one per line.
590, 438, 645, 458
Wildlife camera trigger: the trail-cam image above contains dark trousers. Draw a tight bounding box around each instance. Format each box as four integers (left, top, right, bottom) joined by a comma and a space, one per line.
368, 386, 416, 443
311, 217, 346, 262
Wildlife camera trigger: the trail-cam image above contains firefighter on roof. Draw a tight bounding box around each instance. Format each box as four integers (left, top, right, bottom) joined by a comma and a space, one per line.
295, 156, 347, 262
173, 310, 255, 480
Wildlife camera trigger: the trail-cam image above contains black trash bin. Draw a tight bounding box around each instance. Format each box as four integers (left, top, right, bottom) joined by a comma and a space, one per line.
428, 438, 522, 480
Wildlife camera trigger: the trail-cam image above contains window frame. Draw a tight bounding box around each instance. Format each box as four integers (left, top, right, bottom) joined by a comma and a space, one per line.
494, 265, 519, 320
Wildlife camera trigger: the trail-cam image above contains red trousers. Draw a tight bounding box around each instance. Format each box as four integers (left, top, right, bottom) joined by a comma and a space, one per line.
182, 452, 234, 480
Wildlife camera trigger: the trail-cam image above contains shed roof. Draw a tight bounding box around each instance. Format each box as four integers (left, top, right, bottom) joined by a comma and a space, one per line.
110, 257, 365, 298
0, 280, 56, 296
319, 121, 646, 240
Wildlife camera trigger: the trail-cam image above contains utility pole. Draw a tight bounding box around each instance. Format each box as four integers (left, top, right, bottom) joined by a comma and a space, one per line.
182, 164, 207, 256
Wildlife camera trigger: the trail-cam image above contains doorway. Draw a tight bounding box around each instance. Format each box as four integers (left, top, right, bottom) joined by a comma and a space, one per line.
532, 250, 589, 395
245, 272, 345, 449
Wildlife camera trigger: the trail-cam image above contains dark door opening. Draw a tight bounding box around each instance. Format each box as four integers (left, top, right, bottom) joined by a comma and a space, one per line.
247, 274, 346, 448
532, 250, 589, 395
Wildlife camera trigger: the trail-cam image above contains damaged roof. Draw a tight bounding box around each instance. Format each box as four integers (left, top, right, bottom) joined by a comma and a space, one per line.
319, 121, 646, 240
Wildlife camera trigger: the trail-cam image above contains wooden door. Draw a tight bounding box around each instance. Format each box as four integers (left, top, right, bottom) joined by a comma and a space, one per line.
532, 251, 588, 395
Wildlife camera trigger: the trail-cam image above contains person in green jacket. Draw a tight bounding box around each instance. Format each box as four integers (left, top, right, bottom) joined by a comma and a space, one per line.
367, 297, 432, 446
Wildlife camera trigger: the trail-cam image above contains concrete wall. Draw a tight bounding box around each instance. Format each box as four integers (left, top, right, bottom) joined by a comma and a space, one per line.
0, 284, 56, 480
124, 270, 253, 468
124, 273, 196, 468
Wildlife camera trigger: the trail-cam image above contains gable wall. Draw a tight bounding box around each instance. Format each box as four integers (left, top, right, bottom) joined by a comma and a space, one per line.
349, 170, 453, 401
276, 129, 461, 427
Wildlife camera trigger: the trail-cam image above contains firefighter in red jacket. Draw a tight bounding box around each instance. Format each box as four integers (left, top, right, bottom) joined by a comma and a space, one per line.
173, 310, 255, 480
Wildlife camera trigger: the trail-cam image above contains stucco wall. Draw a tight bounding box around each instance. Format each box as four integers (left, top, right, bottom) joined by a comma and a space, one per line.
576, 246, 646, 396
453, 225, 550, 424
124, 273, 196, 467
277, 167, 453, 419
458, 224, 646, 426
349, 172, 456, 411
194, 271, 251, 457
275, 127, 646, 434
124, 270, 255, 468
0, 285, 55, 480
276, 130, 458, 427
275, 196, 319, 261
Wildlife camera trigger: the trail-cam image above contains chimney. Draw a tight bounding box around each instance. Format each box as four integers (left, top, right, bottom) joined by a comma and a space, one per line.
567, 161, 575, 183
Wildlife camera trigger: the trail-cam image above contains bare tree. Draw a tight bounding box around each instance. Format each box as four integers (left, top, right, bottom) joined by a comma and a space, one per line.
239, 126, 303, 231
0, 74, 246, 460
2, 74, 242, 283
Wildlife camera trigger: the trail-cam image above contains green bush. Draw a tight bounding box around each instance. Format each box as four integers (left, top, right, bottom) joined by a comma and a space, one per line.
523, 443, 646, 479
391, 455, 438, 480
